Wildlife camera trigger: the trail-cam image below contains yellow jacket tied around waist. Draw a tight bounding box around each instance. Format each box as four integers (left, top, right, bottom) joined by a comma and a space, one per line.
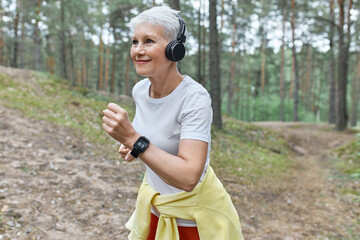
125, 166, 244, 240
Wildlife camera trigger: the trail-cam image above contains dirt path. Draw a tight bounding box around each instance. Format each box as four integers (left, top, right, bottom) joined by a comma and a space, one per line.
0, 105, 144, 240
240, 122, 359, 239
0, 72, 359, 239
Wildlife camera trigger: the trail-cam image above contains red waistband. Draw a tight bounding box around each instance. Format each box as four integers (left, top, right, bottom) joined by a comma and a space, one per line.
147, 213, 200, 240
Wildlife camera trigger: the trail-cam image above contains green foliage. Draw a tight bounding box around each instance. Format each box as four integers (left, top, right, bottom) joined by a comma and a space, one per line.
2, 0, 359, 125
0, 214, 3, 234
333, 128, 360, 181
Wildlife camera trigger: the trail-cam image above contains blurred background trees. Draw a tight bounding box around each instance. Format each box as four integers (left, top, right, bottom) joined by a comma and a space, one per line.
0, 0, 359, 130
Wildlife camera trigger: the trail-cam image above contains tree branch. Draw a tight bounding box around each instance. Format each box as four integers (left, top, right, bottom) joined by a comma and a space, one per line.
310, 16, 341, 32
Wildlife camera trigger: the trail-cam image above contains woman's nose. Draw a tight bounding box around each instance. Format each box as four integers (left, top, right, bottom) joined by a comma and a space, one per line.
133, 43, 146, 54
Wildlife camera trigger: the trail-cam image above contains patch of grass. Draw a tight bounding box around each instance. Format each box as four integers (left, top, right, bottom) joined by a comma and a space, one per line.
20, 165, 29, 173
340, 188, 360, 196
333, 129, 360, 180
345, 225, 360, 240
0, 72, 134, 145
0, 214, 3, 234
211, 117, 294, 184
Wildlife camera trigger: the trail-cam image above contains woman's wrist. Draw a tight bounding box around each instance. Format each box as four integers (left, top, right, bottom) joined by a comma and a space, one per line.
124, 131, 141, 150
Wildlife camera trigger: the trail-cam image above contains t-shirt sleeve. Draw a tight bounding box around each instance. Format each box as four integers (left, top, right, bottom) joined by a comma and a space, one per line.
131, 79, 143, 101
180, 91, 213, 143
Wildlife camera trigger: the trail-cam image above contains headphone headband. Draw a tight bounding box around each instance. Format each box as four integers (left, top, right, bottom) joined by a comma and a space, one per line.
176, 16, 186, 43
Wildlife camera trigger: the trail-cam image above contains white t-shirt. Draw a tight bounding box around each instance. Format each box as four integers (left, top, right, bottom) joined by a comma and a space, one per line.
131, 75, 213, 226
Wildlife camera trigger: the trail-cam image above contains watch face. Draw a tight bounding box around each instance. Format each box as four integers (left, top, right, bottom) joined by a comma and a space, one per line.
137, 142, 145, 149
135, 136, 150, 152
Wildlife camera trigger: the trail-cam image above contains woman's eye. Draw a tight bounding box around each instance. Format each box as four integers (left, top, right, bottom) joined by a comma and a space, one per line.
132, 40, 138, 45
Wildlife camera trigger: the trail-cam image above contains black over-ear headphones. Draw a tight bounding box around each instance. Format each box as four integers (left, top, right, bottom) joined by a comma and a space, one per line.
165, 16, 186, 62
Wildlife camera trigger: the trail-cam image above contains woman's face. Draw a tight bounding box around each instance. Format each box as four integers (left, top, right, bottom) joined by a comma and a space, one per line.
130, 22, 171, 78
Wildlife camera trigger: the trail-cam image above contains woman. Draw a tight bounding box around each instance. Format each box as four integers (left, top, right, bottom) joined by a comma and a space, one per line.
102, 6, 244, 240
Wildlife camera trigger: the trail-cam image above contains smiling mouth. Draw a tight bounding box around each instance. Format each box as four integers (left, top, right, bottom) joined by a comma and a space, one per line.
136, 60, 150, 64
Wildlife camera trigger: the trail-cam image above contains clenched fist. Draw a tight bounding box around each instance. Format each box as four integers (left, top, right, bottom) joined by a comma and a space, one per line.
102, 103, 140, 149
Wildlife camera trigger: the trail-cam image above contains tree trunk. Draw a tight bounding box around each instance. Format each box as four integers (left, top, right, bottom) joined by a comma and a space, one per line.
260, 38, 266, 96
314, 60, 323, 122
75, 67, 80, 86
69, 34, 75, 85
12, 0, 20, 68
335, 0, 352, 131
289, 58, 294, 98
167, 0, 180, 10
19, 14, 25, 68
328, 0, 336, 124
219, 0, 224, 60
125, 51, 131, 96
45, 34, 55, 74
59, 0, 68, 79
0, 0, 4, 65
201, 0, 207, 87
196, 0, 203, 86
110, 48, 116, 94
202, 20, 207, 88
291, 0, 299, 121
253, 70, 262, 121
246, 64, 251, 121
34, 0, 41, 70
305, 44, 313, 111
220, 0, 225, 32
104, 44, 110, 92
81, 38, 86, 86
350, 58, 360, 126
311, 54, 318, 115
5, 33, 9, 66
85, 40, 92, 88
88, 44, 93, 89
110, 28, 117, 94
235, 67, 240, 119
98, 34, 104, 90
279, 0, 287, 121
209, 0, 222, 128
227, 21, 236, 116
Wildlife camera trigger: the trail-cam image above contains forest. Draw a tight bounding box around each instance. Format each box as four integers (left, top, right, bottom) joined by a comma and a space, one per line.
1, 0, 360, 239
0, 0, 359, 130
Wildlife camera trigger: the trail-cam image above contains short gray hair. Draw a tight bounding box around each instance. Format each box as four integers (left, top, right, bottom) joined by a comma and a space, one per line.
129, 6, 187, 42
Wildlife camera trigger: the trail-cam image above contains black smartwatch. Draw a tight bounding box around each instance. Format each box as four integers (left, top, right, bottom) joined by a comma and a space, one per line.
130, 136, 150, 158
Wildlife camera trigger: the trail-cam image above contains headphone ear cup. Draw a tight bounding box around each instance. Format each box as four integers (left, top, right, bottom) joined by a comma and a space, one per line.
165, 40, 185, 62
165, 40, 176, 61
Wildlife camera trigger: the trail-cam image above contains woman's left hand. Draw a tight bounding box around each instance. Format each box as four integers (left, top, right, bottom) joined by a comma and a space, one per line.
119, 144, 135, 161
102, 103, 139, 148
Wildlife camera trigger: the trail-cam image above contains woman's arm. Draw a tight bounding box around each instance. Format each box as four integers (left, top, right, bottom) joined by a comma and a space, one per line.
102, 103, 208, 192
138, 139, 208, 192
